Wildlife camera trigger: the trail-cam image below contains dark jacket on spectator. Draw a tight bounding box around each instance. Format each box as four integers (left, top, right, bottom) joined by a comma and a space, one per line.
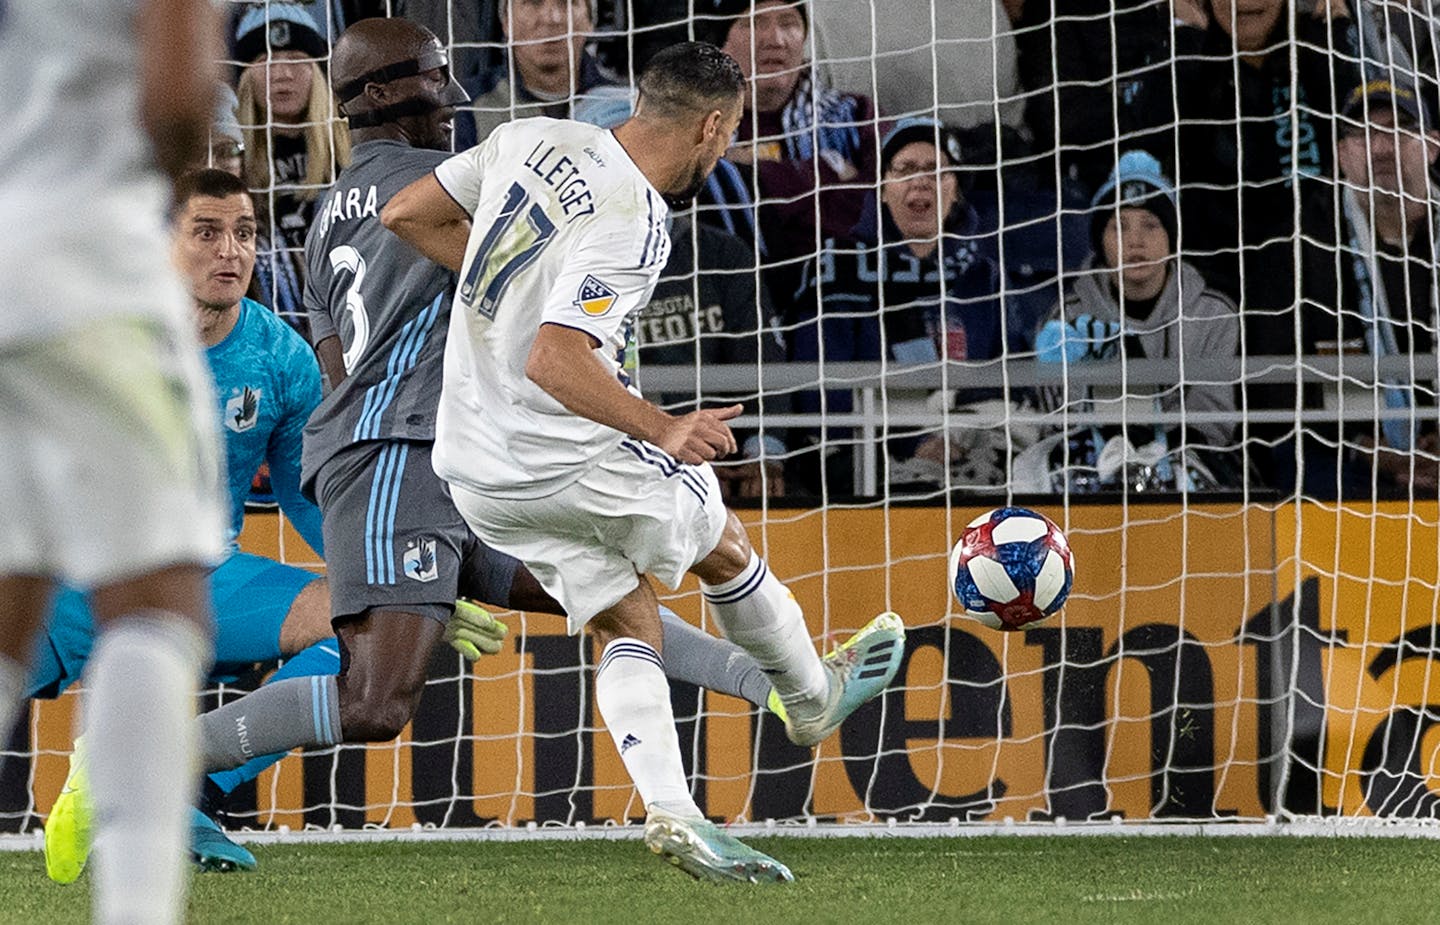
787, 191, 1013, 464
1301, 185, 1440, 450
1016, 0, 1186, 195
790, 193, 1015, 372
637, 217, 790, 463
1170, 12, 1363, 320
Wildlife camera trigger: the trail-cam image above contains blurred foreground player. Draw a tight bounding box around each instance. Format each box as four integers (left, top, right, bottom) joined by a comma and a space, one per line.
0, 2, 227, 922
39, 169, 338, 879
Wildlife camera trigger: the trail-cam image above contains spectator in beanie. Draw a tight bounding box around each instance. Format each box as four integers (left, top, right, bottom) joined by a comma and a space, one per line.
1034, 150, 1241, 491
234, 2, 351, 328
789, 118, 1015, 491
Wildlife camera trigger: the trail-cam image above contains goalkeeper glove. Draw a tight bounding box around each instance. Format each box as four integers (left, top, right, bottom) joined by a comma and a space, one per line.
445, 599, 508, 662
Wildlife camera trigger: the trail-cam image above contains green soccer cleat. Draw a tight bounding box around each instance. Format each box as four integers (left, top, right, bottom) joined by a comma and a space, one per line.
191, 808, 257, 873
782, 612, 907, 748
44, 738, 92, 884
766, 688, 788, 725
643, 808, 794, 884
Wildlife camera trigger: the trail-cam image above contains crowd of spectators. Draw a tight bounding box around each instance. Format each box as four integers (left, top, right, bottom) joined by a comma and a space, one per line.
217, 0, 1440, 501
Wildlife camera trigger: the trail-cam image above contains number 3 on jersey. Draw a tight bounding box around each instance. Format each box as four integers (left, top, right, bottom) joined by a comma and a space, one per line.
329, 245, 370, 372
460, 181, 556, 320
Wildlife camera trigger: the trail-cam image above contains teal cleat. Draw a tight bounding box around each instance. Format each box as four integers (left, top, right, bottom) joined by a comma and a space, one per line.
783, 612, 906, 748
643, 808, 794, 884
191, 808, 256, 873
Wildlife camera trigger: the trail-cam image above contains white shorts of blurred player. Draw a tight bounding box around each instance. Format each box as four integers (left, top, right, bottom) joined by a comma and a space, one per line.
0, 316, 227, 587
449, 438, 728, 634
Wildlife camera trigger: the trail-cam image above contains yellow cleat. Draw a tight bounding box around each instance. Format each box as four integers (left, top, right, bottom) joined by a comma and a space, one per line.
44, 738, 92, 884
766, 688, 789, 726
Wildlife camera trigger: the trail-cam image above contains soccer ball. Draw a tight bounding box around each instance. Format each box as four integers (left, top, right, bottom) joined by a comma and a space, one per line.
948, 507, 1074, 631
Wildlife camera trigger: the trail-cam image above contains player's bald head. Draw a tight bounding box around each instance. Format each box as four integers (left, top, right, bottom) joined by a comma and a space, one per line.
332, 17, 440, 94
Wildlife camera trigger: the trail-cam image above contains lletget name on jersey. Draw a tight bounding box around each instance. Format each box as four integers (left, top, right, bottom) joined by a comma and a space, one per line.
523, 140, 595, 222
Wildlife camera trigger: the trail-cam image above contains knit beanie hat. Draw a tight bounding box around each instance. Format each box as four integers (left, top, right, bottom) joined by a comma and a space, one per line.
695, 0, 808, 48
1089, 150, 1178, 256
233, 3, 328, 64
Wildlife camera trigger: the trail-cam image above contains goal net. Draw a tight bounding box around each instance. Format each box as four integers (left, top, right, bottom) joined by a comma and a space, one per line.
7, 0, 1440, 837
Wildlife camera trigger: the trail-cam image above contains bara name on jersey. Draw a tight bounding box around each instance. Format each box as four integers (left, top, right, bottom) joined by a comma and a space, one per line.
313, 183, 380, 240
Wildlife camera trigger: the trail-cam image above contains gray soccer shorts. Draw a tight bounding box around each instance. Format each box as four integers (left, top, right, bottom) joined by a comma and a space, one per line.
314, 439, 519, 624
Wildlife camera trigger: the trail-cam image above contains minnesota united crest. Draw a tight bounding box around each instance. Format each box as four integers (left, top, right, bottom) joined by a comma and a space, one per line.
403, 538, 439, 583
225, 386, 261, 433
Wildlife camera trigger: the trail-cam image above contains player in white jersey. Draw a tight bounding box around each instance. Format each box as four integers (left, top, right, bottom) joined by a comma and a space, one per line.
0, 1, 226, 922
384, 42, 906, 883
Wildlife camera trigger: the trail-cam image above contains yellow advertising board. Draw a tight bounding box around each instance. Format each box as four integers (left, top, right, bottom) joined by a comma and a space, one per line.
20, 501, 1440, 827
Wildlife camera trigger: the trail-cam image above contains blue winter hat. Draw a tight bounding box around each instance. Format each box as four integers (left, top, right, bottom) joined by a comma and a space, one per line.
233, 3, 328, 64
880, 116, 964, 175
1089, 150, 1178, 255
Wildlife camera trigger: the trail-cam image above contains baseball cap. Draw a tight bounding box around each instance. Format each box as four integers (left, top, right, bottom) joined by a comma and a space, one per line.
1342, 79, 1429, 132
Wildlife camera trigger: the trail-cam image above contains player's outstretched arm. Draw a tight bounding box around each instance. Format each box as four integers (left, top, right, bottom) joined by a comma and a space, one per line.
526, 324, 740, 464
381, 174, 472, 272
137, 0, 221, 182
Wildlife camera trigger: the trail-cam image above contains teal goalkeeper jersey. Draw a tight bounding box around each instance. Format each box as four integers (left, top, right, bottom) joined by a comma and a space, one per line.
208, 297, 324, 553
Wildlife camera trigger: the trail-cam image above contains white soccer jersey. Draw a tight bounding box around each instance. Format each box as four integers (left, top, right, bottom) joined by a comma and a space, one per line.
0, 0, 189, 346
433, 117, 672, 499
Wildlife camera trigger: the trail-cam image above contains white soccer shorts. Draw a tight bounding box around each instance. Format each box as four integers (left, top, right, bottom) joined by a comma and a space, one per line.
0, 317, 227, 587
449, 437, 728, 633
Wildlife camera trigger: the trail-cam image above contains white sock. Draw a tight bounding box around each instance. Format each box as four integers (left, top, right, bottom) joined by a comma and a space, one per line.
84, 614, 205, 925
0, 653, 28, 741
701, 552, 827, 708
594, 639, 701, 818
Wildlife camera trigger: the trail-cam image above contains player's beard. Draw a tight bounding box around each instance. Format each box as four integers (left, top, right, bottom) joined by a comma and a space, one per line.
663, 160, 710, 209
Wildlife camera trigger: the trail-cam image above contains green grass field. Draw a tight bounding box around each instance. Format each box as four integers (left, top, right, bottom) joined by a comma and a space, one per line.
3, 836, 1438, 924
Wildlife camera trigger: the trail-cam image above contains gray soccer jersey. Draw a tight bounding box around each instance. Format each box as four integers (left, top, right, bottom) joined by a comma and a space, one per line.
301, 140, 455, 485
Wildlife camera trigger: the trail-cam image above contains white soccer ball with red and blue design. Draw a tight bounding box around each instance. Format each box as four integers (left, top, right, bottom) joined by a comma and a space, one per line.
948, 507, 1074, 631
